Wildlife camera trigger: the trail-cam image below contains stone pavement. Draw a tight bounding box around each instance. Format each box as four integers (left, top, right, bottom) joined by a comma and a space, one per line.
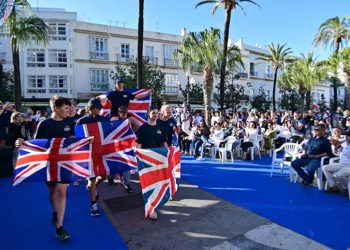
98, 178, 330, 250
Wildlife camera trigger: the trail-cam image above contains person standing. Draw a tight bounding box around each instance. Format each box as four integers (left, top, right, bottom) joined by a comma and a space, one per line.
76, 97, 109, 217
157, 104, 177, 147
105, 77, 151, 119
18, 96, 73, 240
136, 107, 167, 220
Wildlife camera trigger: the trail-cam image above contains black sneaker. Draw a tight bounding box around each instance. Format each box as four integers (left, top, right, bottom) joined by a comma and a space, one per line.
90, 203, 100, 217
55, 226, 70, 241
51, 212, 57, 226
123, 184, 134, 193
301, 179, 313, 186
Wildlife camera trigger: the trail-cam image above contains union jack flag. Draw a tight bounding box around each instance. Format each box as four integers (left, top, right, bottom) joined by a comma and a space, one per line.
14, 138, 92, 186
75, 120, 137, 177
136, 146, 181, 218
99, 89, 151, 128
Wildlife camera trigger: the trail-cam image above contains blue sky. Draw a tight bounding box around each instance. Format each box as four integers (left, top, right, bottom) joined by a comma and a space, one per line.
29, 0, 349, 59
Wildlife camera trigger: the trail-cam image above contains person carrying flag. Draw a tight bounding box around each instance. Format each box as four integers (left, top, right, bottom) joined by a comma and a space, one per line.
76, 97, 109, 217
105, 77, 152, 119
136, 106, 167, 220
157, 104, 177, 146
17, 95, 74, 241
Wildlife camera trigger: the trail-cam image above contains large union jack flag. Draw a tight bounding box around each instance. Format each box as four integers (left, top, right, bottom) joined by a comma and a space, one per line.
136, 146, 181, 218
99, 89, 151, 128
14, 138, 92, 186
75, 120, 137, 177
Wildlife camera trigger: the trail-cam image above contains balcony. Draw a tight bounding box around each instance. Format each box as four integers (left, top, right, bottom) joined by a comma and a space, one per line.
143, 56, 158, 65
90, 52, 109, 61
164, 58, 179, 67
250, 71, 258, 77
91, 83, 110, 92
265, 73, 274, 79
163, 81, 179, 95
239, 72, 248, 78
0, 52, 6, 63
49, 88, 68, 94
117, 54, 134, 63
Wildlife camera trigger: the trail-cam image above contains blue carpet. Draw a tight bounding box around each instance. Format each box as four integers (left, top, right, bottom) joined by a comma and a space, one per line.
0, 178, 127, 250
182, 156, 350, 250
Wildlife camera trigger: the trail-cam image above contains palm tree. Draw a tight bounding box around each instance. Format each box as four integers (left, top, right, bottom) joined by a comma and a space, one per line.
137, 0, 144, 89
195, 0, 260, 111
174, 28, 242, 125
340, 47, 350, 109
279, 53, 327, 110
256, 43, 293, 111
5, 0, 49, 110
313, 16, 350, 110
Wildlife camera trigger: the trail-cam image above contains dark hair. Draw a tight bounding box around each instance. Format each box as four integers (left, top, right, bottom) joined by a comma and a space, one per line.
49, 95, 71, 108
118, 106, 128, 113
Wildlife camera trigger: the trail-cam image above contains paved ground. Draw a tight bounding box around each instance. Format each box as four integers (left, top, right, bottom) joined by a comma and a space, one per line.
98, 177, 329, 250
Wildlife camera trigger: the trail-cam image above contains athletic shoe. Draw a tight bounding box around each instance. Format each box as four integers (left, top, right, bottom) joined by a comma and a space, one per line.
55, 226, 70, 241
301, 179, 313, 186
90, 203, 100, 217
149, 211, 158, 221
123, 184, 134, 193
51, 212, 57, 226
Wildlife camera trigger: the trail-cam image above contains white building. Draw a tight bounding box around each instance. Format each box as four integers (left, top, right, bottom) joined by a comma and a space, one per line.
0, 7, 342, 109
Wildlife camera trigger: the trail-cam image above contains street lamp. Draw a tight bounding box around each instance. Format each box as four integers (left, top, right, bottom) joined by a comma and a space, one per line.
186, 71, 191, 107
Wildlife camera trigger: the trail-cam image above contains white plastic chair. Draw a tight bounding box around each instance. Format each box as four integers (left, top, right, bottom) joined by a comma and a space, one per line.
270, 143, 302, 181
217, 136, 237, 162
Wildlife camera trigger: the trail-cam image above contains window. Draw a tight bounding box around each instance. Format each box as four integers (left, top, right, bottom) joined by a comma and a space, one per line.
163, 45, 178, 66
90, 37, 108, 60
27, 76, 46, 93
250, 62, 257, 76
27, 49, 45, 67
49, 76, 68, 93
48, 50, 67, 67
145, 46, 156, 64
164, 73, 179, 94
121, 43, 130, 59
265, 65, 273, 78
91, 69, 109, 91
48, 23, 67, 40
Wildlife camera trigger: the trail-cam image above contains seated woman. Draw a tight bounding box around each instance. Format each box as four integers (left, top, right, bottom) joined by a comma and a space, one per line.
197, 122, 224, 159
241, 121, 260, 160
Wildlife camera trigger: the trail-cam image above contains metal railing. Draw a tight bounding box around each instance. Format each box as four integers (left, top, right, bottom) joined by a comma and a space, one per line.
116, 54, 135, 63
90, 52, 109, 60
164, 58, 179, 67
250, 71, 258, 77
91, 83, 110, 91
143, 56, 158, 65
265, 73, 273, 79
239, 72, 248, 78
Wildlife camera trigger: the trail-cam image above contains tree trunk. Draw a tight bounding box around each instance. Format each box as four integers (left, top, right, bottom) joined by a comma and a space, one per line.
344, 72, 350, 110
306, 90, 311, 110
12, 46, 21, 111
332, 41, 341, 111
272, 68, 278, 111
137, 0, 144, 89
203, 69, 213, 127
219, 8, 232, 111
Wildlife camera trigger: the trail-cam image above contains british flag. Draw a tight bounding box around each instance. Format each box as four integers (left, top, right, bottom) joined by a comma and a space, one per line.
75, 120, 137, 177
136, 146, 181, 218
99, 89, 151, 128
14, 138, 92, 186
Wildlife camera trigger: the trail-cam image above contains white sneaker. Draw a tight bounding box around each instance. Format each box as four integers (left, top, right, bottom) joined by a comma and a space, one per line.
149, 211, 158, 221
197, 156, 203, 160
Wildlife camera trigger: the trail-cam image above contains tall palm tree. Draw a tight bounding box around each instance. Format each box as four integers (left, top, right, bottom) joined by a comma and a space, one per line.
137, 0, 144, 89
340, 47, 350, 109
256, 43, 293, 111
195, 0, 260, 111
5, 0, 49, 110
174, 28, 242, 125
313, 16, 350, 110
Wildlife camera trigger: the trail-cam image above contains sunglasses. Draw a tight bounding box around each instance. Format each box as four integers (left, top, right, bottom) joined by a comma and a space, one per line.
151, 112, 159, 115
313, 128, 320, 131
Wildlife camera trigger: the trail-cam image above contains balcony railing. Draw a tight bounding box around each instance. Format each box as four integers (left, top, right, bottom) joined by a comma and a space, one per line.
143, 56, 158, 65
27, 89, 46, 93
117, 54, 134, 63
90, 52, 109, 60
91, 83, 110, 91
239, 72, 248, 78
49, 88, 68, 94
163, 81, 179, 94
164, 58, 179, 67
250, 71, 258, 77
265, 73, 273, 79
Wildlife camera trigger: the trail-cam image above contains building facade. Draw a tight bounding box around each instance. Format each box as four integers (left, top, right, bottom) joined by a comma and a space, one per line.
0, 8, 343, 110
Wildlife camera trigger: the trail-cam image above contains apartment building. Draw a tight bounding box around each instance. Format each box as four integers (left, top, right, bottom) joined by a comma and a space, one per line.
0, 7, 342, 109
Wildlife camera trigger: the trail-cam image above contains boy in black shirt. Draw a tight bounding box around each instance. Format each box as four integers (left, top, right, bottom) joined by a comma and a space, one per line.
19, 96, 72, 240
105, 77, 151, 118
